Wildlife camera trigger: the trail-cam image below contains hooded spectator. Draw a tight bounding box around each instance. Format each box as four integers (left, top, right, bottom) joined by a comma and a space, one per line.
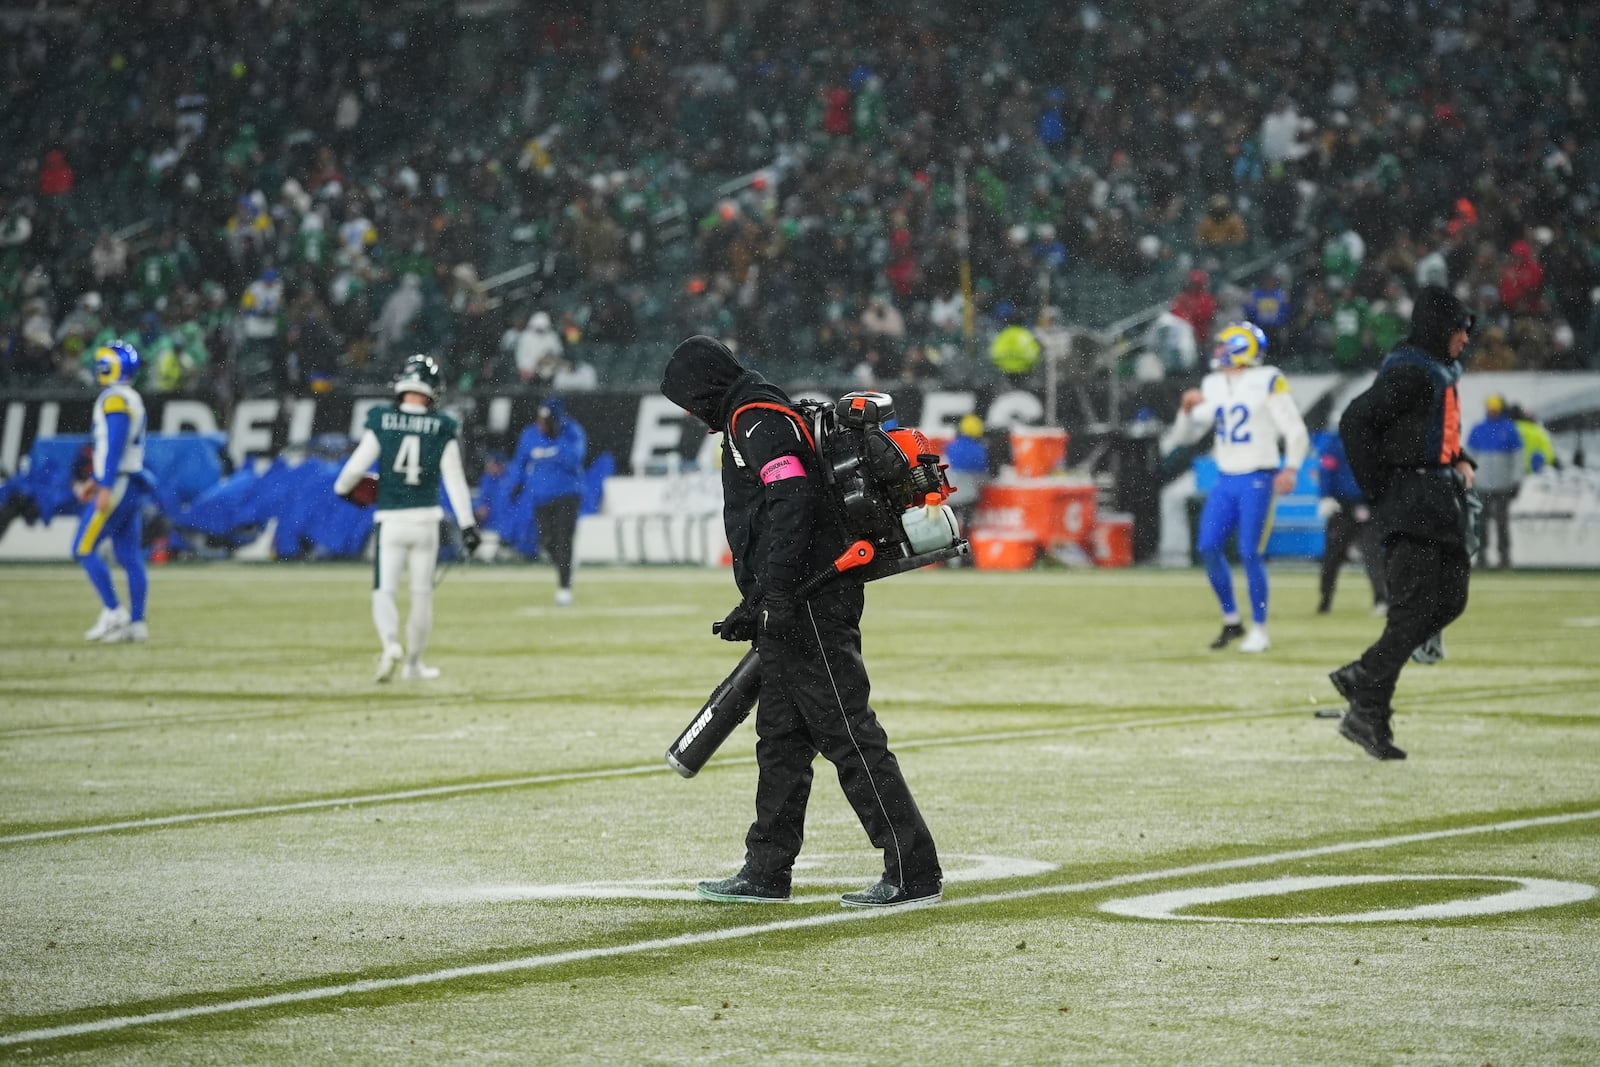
1498, 240, 1546, 316
515, 311, 563, 382
90, 231, 129, 287
38, 150, 74, 197
1196, 194, 1247, 248
1170, 270, 1217, 352
860, 293, 906, 340
371, 273, 423, 360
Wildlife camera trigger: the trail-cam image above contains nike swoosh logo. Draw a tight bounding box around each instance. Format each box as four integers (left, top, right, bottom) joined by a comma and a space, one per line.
745, 425, 757, 438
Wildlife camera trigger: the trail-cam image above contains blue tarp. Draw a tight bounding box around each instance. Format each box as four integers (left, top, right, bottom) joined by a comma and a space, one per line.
182, 456, 375, 558
3, 436, 92, 522
2, 434, 613, 561
3, 432, 228, 522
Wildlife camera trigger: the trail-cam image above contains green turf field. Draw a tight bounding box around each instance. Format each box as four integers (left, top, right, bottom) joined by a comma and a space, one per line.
2, 562, 1597, 1064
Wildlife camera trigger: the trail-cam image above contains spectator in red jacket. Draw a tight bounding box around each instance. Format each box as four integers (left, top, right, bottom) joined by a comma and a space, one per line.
822, 82, 852, 137
1498, 240, 1545, 316
38, 150, 74, 197
1170, 269, 1218, 352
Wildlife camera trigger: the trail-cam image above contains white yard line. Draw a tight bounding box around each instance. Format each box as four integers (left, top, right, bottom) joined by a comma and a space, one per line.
0, 765, 666, 845
2, 807, 1595, 1049
0, 709, 325, 739
0, 709, 1275, 845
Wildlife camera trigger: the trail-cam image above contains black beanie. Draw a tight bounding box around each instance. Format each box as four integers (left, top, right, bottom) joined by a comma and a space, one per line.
1406, 285, 1474, 360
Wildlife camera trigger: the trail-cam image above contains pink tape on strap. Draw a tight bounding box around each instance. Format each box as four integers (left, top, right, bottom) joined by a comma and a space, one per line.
760, 455, 805, 484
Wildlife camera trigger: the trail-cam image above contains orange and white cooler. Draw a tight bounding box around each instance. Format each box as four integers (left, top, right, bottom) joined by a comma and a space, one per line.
976, 477, 1097, 551
1008, 426, 1069, 478
1091, 511, 1135, 568
969, 529, 1038, 570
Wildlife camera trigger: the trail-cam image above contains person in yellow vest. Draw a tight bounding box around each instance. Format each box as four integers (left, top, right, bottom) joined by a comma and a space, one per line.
989, 314, 1041, 380
1506, 402, 1558, 474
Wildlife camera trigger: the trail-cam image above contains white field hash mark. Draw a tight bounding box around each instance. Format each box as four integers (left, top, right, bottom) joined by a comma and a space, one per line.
1, 808, 1596, 1049
0, 708, 1279, 846
1100, 874, 1597, 923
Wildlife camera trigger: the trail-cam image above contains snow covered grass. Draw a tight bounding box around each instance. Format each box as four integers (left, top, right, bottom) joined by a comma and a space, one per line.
1, 562, 1597, 1063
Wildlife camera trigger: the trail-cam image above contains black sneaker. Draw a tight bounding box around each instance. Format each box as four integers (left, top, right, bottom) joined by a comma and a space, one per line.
1316, 596, 1332, 614
1338, 707, 1407, 761
1328, 663, 1362, 701
1209, 623, 1246, 650
840, 879, 942, 910
695, 873, 790, 904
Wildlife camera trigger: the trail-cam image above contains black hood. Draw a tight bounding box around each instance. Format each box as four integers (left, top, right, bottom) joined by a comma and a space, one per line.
661, 335, 751, 427
1406, 285, 1473, 361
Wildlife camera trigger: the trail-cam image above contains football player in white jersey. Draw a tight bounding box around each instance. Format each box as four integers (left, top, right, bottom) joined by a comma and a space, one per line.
76, 341, 155, 643
1174, 322, 1310, 652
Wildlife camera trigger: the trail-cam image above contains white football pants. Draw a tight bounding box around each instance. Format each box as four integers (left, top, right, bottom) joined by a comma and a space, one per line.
372, 511, 439, 662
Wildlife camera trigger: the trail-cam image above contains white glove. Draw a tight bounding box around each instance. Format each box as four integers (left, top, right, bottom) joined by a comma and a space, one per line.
1317, 498, 1341, 521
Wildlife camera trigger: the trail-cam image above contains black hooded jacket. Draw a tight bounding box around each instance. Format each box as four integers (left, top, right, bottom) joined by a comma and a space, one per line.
661, 336, 840, 600
1339, 287, 1476, 545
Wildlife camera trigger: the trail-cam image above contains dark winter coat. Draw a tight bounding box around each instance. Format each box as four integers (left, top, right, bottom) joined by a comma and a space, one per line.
1339, 287, 1477, 546
661, 336, 841, 600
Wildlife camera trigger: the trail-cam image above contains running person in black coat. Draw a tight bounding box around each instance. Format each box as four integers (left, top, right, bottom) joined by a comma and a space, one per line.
1330, 287, 1477, 759
661, 336, 943, 909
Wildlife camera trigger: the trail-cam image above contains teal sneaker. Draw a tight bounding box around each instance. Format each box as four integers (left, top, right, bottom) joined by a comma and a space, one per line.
695, 873, 790, 903
840, 879, 942, 910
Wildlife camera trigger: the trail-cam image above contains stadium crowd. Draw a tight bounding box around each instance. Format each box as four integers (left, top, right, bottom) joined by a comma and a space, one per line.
2, 0, 1597, 404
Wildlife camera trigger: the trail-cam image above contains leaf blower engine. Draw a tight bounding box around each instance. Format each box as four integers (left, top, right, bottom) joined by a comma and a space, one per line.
810, 390, 960, 568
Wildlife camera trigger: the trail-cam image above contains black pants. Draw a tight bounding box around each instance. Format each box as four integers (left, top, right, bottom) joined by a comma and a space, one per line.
1320, 508, 1387, 608
534, 494, 580, 589
1352, 535, 1471, 706
742, 582, 941, 891
1478, 490, 1515, 569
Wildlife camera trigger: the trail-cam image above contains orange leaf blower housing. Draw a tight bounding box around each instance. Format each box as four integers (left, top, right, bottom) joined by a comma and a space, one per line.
885, 427, 951, 506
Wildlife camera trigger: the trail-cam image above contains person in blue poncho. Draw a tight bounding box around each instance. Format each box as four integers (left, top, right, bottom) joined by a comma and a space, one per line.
512, 396, 587, 606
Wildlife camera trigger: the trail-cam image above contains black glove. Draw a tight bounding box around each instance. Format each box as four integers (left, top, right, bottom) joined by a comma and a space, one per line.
461, 526, 483, 556
760, 589, 799, 639
716, 600, 760, 642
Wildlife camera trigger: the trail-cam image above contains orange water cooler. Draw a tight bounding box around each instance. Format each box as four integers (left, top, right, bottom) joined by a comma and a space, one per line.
1008, 426, 1069, 478
1091, 511, 1135, 568
969, 529, 1039, 570
975, 478, 1097, 549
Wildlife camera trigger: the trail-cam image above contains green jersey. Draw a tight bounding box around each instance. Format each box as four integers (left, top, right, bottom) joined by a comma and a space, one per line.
367, 404, 461, 512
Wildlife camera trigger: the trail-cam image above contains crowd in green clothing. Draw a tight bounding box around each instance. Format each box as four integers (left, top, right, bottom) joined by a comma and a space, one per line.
3, 0, 1598, 399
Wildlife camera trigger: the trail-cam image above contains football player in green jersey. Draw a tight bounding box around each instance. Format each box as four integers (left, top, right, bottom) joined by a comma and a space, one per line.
336, 355, 481, 682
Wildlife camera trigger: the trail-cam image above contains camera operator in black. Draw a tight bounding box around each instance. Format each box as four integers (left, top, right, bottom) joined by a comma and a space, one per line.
661, 335, 943, 909
1330, 287, 1478, 760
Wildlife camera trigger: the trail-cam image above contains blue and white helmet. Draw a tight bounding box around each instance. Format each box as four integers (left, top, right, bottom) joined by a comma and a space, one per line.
1211, 321, 1268, 370
94, 340, 142, 386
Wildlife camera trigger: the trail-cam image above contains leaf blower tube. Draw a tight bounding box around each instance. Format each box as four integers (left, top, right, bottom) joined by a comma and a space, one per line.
665, 541, 880, 778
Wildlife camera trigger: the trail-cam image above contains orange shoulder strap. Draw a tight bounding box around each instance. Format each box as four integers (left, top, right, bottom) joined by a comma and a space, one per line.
729, 402, 816, 452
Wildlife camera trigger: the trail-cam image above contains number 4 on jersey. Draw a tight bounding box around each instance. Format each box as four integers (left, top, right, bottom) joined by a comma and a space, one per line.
392, 434, 422, 485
